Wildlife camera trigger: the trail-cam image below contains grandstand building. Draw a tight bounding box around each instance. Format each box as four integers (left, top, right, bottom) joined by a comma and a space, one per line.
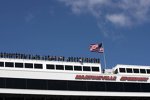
0, 53, 150, 100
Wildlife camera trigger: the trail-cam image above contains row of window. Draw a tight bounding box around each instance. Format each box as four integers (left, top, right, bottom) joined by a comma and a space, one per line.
0, 62, 43, 69
0, 62, 100, 72
0, 78, 150, 92
118, 68, 150, 74
46, 64, 99, 72
0, 96, 148, 100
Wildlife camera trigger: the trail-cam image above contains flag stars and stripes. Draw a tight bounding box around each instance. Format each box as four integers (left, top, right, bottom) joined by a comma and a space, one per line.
90, 43, 104, 53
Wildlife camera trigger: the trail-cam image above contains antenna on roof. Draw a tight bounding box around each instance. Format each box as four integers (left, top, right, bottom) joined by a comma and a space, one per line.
102, 41, 107, 70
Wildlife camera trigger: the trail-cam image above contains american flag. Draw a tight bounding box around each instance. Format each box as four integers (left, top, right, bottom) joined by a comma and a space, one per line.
90, 43, 104, 53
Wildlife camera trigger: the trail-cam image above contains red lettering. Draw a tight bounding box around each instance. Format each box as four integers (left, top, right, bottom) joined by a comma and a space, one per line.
120, 77, 148, 81
75, 75, 116, 81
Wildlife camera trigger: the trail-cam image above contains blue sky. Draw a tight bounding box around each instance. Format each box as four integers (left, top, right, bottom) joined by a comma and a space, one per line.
0, 0, 150, 68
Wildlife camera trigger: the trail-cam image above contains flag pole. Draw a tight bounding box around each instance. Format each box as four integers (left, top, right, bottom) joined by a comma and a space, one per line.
102, 42, 107, 70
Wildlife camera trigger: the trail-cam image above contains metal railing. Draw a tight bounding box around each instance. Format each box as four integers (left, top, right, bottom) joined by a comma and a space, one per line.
0, 52, 100, 63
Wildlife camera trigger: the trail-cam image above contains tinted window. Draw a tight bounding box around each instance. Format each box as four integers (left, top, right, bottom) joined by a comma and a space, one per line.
25, 63, 33, 68
133, 69, 139, 73
6, 78, 26, 89
68, 81, 87, 91
141, 83, 150, 92
0, 62, 4, 67
147, 69, 150, 74
126, 68, 132, 73
65, 65, 73, 70
27, 79, 47, 90
74, 66, 82, 71
48, 80, 67, 90
106, 82, 123, 92
34, 64, 43, 69
114, 69, 118, 74
83, 66, 91, 71
15, 63, 23, 68
56, 65, 64, 70
2, 78, 150, 92
5, 62, 14, 67
46, 64, 55, 69
87, 81, 105, 91
119, 68, 126, 73
140, 69, 146, 73
92, 67, 99, 72
0, 78, 5, 88
124, 83, 141, 92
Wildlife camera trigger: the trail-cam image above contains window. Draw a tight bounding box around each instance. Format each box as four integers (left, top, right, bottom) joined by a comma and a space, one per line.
46, 64, 55, 69
5, 62, 14, 67
126, 68, 132, 73
68, 81, 87, 91
133, 69, 139, 73
119, 68, 126, 73
48, 80, 67, 90
56, 65, 64, 70
6, 78, 26, 89
15, 63, 23, 68
65, 65, 73, 70
0, 62, 4, 67
0, 78, 5, 88
25, 63, 33, 68
140, 69, 146, 74
124, 83, 141, 92
91, 67, 99, 72
27, 79, 47, 90
83, 66, 91, 71
34, 64, 43, 69
105, 82, 123, 92
87, 81, 105, 91
147, 69, 150, 74
141, 83, 150, 92
74, 66, 82, 71
2, 77, 150, 92
114, 69, 118, 74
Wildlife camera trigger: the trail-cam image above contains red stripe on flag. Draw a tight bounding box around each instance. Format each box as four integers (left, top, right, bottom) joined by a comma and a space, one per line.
90, 43, 104, 53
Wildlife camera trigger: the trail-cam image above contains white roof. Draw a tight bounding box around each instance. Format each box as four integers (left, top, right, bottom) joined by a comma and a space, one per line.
113, 64, 150, 69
